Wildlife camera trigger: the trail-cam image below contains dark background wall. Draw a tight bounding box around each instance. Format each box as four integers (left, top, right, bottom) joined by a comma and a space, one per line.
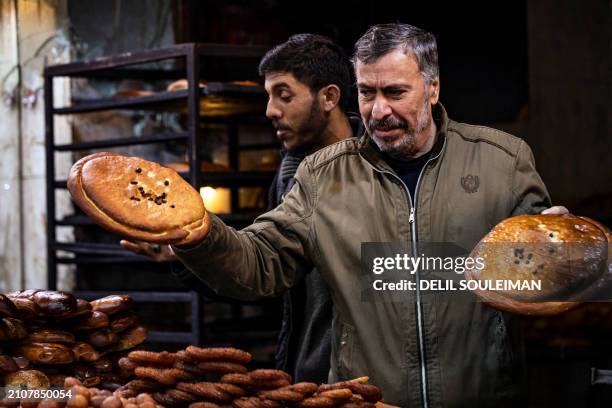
172, 0, 611, 226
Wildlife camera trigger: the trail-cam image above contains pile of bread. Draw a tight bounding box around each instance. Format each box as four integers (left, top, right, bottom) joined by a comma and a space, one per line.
112, 346, 382, 407
0, 291, 146, 389
2, 345, 384, 408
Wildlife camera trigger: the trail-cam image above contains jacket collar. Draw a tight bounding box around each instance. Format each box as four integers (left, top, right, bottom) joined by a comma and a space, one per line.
358, 102, 449, 173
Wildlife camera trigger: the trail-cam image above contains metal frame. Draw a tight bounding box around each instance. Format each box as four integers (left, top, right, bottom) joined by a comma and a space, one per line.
44, 43, 274, 346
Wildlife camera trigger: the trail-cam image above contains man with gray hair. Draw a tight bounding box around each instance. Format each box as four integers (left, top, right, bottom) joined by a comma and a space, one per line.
167, 23, 566, 406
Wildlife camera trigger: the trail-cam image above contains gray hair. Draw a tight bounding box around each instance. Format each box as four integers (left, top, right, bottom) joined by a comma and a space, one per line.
352, 23, 439, 84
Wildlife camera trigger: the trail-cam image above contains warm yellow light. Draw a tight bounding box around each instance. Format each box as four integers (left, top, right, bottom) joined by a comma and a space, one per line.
200, 186, 231, 213
200, 186, 217, 201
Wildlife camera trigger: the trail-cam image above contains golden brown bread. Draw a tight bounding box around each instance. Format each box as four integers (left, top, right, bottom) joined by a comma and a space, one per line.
56, 299, 93, 320
4, 369, 50, 388
0, 317, 28, 341
16, 342, 74, 365
128, 350, 177, 366
0, 295, 17, 318
109, 312, 138, 333
67, 152, 210, 245
166, 79, 208, 92
575, 216, 612, 299
67, 310, 109, 331
0, 355, 18, 373
86, 329, 119, 348
466, 214, 611, 315
103, 325, 148, 353
9, 298, 40, 320
90, 295, 133, 316
6, 289, 39, 299
34, 290, 77, 317
71, 342, 100, 362
26, 329, 75, 344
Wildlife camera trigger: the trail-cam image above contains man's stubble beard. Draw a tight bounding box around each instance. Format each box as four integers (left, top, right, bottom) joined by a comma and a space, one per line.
291, 99, 329, 154
371, 94, 432, 161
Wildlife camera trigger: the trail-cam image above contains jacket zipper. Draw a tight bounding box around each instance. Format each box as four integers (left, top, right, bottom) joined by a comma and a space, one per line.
361, 136, 446, 408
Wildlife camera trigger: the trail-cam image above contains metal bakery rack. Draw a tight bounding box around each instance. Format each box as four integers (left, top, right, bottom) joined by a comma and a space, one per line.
44, 43, 278, 348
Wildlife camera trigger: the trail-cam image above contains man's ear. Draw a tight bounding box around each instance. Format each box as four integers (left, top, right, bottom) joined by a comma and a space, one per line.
428, 78, 440, 105
320, 84, 341, 112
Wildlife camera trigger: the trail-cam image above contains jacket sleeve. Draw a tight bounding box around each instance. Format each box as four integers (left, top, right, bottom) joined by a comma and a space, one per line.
510, 140, 552, 215
171, 160, 316, 301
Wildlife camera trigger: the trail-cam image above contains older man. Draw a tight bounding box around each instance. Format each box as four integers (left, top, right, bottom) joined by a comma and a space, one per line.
165, 24, 565, 406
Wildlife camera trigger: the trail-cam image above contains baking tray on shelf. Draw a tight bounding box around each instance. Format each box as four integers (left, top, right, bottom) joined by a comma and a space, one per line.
53, 83, 266, 117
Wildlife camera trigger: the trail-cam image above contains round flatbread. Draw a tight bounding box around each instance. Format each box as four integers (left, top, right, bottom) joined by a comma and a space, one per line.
466, 214, 610, 315
68, 152, 210, 244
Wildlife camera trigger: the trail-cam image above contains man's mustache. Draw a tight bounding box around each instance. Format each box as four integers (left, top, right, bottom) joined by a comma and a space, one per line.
368, 116, 408, 132
272, 120, 291, 131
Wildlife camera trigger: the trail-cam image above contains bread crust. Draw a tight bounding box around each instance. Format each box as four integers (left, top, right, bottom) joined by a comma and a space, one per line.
466, 214, 610, 315
68, 152, 210, 244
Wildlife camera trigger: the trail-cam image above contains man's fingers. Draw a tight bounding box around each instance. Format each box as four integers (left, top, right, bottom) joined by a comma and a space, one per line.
120, 240, 145, 254
541, 206, 570, 215
120, 240, 177, 262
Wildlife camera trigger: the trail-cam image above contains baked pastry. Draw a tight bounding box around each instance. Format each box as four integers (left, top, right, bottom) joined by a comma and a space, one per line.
9, 297, 40, 320
0, 355, 18, 373
27, 329, 75, 344
128, 350, 177, 366
466, 214, 611, 315
166, 79, 208, 92
4, 369, 50, 388
0, 317, 28, 341
0, 295, 17, 318
6, 289, 39, 299
109, 311, 138, 333
90, 295, 133, 315
34, 290, 77, 317
185, 346, 252, 364
67, 310, 109, 331
57, 299, 92, 320
103, 325, 148, 353
68, 152, 210, 245
86, 329, 119, 348
71, 342, 100, 362
16, 342, 74, 365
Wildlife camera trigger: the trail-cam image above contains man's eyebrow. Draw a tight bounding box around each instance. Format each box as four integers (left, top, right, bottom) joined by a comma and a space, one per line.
383, 84, 411, 91
356, 82, 374, 89
271, 82, 291, 91
356, 83, 411, 90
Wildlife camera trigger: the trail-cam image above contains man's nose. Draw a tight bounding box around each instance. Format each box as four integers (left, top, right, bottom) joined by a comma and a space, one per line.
266, 101, 282, 120
371, 97, 392, 120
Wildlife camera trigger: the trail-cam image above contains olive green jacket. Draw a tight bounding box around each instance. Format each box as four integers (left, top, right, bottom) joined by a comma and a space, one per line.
174, 104, 551, 407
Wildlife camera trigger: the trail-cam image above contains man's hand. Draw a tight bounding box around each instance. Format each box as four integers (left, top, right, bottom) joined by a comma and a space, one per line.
120, 240, 177, 262
541, 206, 570, 215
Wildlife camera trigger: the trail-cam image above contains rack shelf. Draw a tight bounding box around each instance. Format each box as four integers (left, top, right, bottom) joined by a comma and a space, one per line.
53, 83, 265, 115
45, 43, 268, 78
44, 42, 274, 347
54, 133, 189, 151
